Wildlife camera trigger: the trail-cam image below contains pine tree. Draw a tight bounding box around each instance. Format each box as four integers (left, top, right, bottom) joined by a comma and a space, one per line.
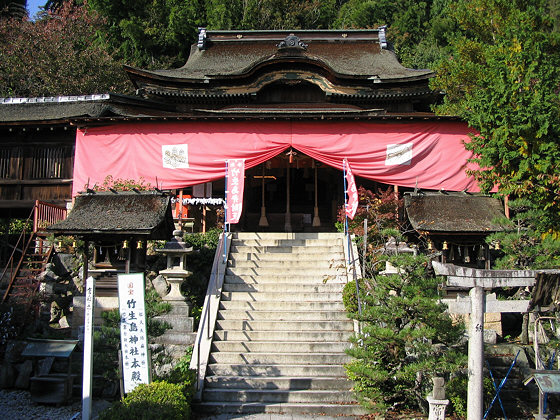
344, 253, 466, 413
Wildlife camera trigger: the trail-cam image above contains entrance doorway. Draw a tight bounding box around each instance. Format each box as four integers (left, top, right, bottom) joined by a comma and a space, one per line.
242, 151, 344, 232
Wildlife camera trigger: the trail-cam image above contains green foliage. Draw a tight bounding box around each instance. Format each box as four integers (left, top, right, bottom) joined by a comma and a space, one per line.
90, 175, 152, 192
0, 218, 33, 234
181, 228, 221, 326
0, 1, 130, 97
158, 347, 196, 401
87, 0, 203, 68
342, 278, 366, 315
432, 0, 560, 232
337, 187, 405, 277
98, 381, 190, 420
447, 375, 495, 417
485, 198, 560, 269
344, 253, 466, 413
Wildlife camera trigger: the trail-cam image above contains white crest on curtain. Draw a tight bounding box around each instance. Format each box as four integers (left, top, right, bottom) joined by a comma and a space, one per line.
162, 144, 189, 168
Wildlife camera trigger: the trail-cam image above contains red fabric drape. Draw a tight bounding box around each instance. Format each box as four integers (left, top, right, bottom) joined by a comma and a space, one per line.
73, 120, 479, 196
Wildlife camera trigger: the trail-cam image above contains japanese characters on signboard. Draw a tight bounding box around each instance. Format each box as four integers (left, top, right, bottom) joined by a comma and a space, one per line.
226, 159, 245, 224
344, 159, 358, 220
118, 273, 150, 394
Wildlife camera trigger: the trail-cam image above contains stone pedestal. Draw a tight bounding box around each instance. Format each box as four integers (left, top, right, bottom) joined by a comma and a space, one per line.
427, 396, 449, 420
427, 377, 449, 420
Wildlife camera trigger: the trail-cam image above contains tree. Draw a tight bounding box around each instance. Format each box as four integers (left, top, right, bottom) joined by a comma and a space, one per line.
0, 1, 130, 97
344, 253, 466, 413
332, 0, 456, 69
431, 0, 560, 232
86, 0, 204, 68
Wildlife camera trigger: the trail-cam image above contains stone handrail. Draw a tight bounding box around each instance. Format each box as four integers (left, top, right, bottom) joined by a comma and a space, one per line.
190, 232, 230, 400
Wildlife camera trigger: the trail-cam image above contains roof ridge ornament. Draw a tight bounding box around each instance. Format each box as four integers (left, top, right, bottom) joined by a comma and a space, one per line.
198, 27, 208, 50
277, 34, 308, 51
378, 25, 388, 49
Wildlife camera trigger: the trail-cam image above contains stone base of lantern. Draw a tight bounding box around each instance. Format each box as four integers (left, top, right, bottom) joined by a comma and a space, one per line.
427, 396, 449, 420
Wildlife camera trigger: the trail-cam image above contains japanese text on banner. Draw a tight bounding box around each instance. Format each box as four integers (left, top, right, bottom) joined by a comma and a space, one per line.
226, 159, 245, 224
118, 273, 150, 394
344, 159, 358, 220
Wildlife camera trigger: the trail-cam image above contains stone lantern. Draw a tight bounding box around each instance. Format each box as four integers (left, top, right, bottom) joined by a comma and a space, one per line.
153, 229, 197, 353
156, 229, 194, 303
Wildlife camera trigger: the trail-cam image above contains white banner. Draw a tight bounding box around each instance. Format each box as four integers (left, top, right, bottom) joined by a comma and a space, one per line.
118, 273, 150, 394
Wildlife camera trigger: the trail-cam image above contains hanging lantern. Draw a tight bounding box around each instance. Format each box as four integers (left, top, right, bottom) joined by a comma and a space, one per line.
57, 240, 62, 248
427, 240, 433, 250
137, 241, 143, 249
495, 241, 501, 250
442, 241, 448, 250
123, 240, 129, 249
72, 240, 76, 248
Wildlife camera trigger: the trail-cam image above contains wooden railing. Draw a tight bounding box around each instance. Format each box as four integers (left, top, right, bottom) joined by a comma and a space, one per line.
33, 200, 67, 233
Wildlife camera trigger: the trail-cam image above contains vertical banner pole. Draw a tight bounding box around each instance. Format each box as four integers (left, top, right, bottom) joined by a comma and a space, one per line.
82, 276, 96, 420
224, 160, 228, 264
343, 159, 350, 265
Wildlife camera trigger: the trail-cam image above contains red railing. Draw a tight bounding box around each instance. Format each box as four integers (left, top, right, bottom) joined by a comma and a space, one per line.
1, 201, 67, 303
33, 200, 67, 232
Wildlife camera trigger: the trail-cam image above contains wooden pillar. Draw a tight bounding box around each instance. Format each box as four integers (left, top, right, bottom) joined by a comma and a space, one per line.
312, 163, 321, 227
82, 240, 89, 281
285, 163, 292, 232
259, 165, 269, 227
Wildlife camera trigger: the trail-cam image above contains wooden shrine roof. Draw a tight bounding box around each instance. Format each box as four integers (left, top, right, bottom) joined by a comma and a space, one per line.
47, 192, 174, 240
405, 193, 506, 234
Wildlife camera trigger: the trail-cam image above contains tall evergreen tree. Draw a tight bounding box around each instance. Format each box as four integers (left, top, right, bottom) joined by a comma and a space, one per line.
431, 0, 560, 233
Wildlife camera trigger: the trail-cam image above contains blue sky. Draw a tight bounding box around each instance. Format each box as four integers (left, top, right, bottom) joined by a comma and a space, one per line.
27, 0, 45, 19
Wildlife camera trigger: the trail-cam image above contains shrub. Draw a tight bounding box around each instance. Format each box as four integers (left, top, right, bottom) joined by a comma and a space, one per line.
98, 381, 190, 420
345, 253, 467, 414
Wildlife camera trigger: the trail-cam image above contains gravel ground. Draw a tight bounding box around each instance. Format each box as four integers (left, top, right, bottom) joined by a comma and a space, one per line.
0, 389, 111, 420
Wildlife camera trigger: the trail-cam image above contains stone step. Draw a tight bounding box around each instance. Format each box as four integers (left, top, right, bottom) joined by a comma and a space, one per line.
226, 267, 345, 277
229, 252, 344, 263
214, 319, 353, 332
230, 245, 344, 254
221, 291, 344, 302
204, 375, 353, 390
228, 259, 345, 268
152, 332, 196, 346
217, 309, 348, 321
222, 282, 345, 293
202, 388, 356, 403
213, 330, 353, 342
211, 341, 350, 353
194, 401, 366, 417
219, 300, 345, 311
232, 239, 342, 247
152, 314, 193, 330
206, 363, 347, 377
234, 232, 344, 240
208, 352, 351, 365
224, 274, 347, 284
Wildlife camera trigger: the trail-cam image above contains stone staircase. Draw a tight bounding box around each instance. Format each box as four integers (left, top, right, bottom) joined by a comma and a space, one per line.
195, 232, 365, 417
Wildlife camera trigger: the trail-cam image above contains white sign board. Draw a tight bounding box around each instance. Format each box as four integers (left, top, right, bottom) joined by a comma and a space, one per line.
118, 273, 150, 393
82, 276, 95, 420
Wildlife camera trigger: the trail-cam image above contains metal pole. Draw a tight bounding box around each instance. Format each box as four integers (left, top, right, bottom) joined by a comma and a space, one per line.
224, 161, 228, 264
468, 285, 485, 420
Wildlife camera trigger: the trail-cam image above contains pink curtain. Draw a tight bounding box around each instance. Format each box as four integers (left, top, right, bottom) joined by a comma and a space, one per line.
73, 119, 480, 196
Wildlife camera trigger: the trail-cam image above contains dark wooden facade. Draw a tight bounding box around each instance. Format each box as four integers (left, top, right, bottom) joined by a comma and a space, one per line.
0, 126, 74, 213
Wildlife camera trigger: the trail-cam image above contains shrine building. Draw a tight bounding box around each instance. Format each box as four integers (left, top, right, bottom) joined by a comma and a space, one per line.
0, 28, 484, 234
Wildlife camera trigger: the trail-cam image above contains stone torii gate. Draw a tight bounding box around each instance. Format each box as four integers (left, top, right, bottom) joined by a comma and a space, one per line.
432, 262, 536, 420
